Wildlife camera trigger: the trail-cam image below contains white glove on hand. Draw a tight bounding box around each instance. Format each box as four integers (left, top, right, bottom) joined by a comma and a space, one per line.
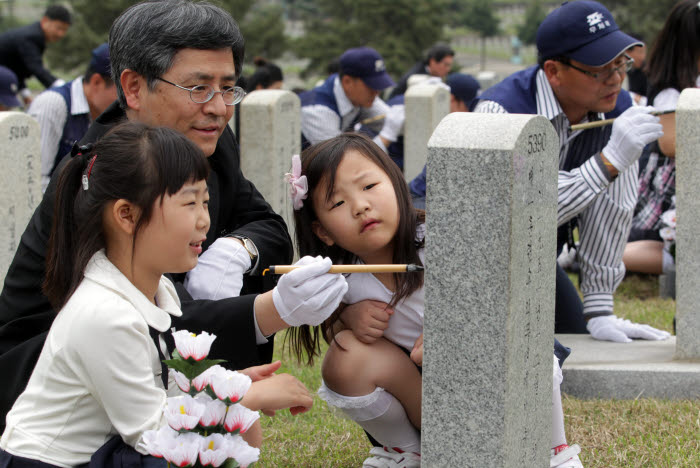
379, 104, 405, 143
587, 315, 671, 343
184, 238, 250, 300
601, 106, 663, 172
272, 256, 348, 327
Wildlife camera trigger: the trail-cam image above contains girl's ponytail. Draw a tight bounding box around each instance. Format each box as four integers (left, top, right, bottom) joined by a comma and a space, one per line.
44, 145, 99, 310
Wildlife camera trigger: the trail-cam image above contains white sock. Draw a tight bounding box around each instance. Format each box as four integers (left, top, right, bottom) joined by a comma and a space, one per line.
662, 249, 675, 274
318, 382, 421, 453
552, 354, 567, 449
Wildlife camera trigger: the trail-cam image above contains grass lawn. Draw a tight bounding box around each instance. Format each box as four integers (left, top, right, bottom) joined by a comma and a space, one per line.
257, 274, 700, 467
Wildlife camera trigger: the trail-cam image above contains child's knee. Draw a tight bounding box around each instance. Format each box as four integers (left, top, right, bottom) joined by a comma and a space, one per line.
322, 330, 376, 391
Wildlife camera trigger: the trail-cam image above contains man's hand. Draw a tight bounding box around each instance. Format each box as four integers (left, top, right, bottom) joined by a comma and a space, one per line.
272, 256, 348, 327
410, 334, 423, 366
601, 106, 663, 173
587, 315, 671, 343
340, 300, 393, 344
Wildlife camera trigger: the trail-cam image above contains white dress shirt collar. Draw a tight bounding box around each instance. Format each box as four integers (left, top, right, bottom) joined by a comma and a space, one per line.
70, 76, 90, 117
83, 250, 182, 332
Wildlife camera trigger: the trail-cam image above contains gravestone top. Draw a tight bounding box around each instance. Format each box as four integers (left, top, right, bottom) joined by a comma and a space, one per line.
423, 112, 558, 467
0, 112, 41, 284
403, 84, 449, 182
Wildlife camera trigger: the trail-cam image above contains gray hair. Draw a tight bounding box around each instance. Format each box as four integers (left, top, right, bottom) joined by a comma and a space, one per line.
109, 0, 245, 108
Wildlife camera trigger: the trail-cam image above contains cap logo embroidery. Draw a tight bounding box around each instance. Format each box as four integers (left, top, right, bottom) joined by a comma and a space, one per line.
10, 84, 17, 93
375, 59, 385, 72
587, 12, 610, 33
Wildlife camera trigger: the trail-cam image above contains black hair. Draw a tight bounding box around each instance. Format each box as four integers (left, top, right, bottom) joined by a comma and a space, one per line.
243, 57, 283, 92
424, 43, 454, 64
109, 0, 245, 109
287, 133, 425, 365
646, 0, 700, 93
44, 122, 209, 310
44, 5, 71, 24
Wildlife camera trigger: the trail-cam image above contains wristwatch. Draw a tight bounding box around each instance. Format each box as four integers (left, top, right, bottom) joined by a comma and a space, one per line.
231, 235, 259, 272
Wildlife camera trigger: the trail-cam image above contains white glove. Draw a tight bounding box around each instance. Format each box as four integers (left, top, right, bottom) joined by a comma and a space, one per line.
601, 106, 663, 172
272, 256, 348, 327
378, 104, 405, 143
587, 315, 671, 343
184, 238, 251, 300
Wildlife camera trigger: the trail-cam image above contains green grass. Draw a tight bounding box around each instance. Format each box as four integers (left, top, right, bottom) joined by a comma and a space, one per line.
256, 274, 699, 467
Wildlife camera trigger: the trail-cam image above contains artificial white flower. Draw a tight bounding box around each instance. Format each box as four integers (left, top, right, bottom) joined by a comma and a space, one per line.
172, 370, 191, 393
172, 330, 217, 361
199, 397, 228, 428
165, 395, 206, 431
192, 365, 225, 392
162, 432, 202, 468
140, 425, 178, 458
225, 434, 260, 468
661, 209, 676, 229
223, 404, 260, 434
198, 433, 230, 467
209, 370, 252, 404
660, 226, 676, 242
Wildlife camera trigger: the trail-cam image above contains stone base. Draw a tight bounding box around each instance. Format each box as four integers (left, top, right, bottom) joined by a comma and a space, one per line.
556, 334, 700, 399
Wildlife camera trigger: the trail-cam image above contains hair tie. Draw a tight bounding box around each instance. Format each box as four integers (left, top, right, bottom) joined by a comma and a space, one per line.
284, 154, 308, 210
82, 155, 97, 191
71, 142, 94, 158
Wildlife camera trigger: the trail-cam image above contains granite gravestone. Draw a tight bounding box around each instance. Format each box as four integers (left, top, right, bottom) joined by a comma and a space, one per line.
403, 84, 449, 182
422, 112, 558, 467
674, 88, 700, 360
239, 90, 301, 233
0, 112, 41, 284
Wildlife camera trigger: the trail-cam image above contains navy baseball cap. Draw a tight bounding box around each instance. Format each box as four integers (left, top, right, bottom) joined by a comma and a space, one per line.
339, 47, 395, 90
446, 73, 480, 107
89, 43, 111, 77
0, 66, 21, 108
536, 1, 642, 67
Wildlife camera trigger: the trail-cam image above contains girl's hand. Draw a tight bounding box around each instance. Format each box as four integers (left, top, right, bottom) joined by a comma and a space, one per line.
410, 334, 423, 366
340, 300, 393, 344
239, 360, 282, 382
242, 373, 313, 417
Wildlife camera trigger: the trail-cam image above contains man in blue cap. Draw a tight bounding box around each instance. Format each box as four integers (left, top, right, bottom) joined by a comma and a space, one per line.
475, 0, 670, 343
0, 5, 72, 107
300, 46, 404, 154
0, 66, 21, 110
27, 43, 117, 192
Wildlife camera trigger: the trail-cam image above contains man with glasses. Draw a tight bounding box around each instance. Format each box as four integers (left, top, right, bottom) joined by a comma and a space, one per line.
0, 0, 346, 436
474, 0, 670, 343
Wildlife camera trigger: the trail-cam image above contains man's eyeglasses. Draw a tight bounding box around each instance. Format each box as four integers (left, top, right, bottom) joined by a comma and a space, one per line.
157, 77, 246, 105
557, 55, 634, 83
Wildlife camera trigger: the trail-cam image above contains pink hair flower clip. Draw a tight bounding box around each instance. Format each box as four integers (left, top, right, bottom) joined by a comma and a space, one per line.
285, 154, 308, 210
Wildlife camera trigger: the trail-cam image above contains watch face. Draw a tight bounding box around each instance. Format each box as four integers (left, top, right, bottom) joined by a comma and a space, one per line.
242, 238, 258, 258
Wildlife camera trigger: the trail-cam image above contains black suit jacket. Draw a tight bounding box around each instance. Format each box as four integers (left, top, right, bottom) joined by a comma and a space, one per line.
0, 22, 56, 89
0, 103, 294, 432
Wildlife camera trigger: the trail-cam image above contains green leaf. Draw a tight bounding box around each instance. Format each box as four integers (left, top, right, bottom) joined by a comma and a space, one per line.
163, 358, 226, 380
221, 459, 240, 468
